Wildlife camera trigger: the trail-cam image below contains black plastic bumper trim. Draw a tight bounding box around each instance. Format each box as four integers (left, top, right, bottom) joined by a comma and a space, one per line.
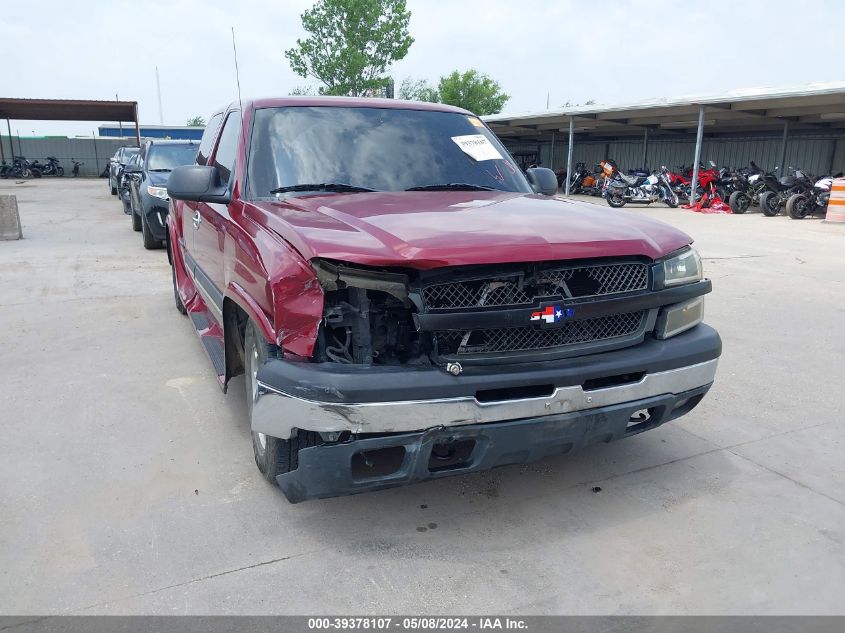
277, 385, 711, 502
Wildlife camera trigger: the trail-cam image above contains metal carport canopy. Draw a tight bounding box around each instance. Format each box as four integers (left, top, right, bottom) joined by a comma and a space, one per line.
0, 97, 140, 147
483, 82, 845, 200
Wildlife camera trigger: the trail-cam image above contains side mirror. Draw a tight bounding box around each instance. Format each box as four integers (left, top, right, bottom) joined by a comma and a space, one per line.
525, 167, 558, 196
167, 165, 230, 204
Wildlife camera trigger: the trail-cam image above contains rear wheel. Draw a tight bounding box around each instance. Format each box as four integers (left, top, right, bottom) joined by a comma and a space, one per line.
760, 191, 780, 217
56, 167, 64, 177
729, 191, 751, 214
245, 321, 320, 485
606, 190, 626, 208
786, 193, 811, 219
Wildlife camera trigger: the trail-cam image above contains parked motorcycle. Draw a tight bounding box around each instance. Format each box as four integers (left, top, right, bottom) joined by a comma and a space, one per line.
567, 162, 604, 195
18, 156, 42, 178
71, 159, 83, 177
759, 167, 812, 217
728, 162, 766, 214
1, 156, 37, 179
31, 156, 64, 177
665, 162, 720, 202
785, 174, 840, 219
605, 166, 679, 208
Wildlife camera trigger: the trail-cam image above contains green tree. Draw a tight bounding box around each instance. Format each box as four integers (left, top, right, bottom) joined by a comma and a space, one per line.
186, 116, 206, 126
437, 70, 509, 115
397, 77, 439, 102
289, 85, 319, 96
285, 0, 414, 97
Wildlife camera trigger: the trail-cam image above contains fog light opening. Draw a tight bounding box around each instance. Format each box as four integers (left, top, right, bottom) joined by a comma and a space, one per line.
351, 446, 406, 480
628, 409, 651, 426
626, 407, 659, 434
428, 439, 476, 472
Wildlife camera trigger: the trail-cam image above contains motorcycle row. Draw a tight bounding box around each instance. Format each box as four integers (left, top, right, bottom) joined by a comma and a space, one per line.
0, 156, 83, 179
564, 159, 839, 219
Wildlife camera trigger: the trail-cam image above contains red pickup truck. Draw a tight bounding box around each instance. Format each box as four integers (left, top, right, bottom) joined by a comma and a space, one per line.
166, 97, 720, 502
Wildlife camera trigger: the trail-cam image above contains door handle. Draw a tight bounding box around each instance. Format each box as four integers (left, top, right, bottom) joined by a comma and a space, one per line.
192, 210, 201, 229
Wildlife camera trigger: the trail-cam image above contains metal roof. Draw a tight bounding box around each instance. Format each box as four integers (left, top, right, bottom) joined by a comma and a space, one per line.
0, 98, 138, 121
483, 82, 845, 141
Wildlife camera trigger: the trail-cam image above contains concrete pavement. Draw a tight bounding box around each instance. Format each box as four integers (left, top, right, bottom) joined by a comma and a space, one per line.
1, 179, 844, 615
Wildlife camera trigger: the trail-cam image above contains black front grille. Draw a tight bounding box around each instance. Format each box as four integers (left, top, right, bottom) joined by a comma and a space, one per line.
422, 262, 648, 310
434, 311, 647, 356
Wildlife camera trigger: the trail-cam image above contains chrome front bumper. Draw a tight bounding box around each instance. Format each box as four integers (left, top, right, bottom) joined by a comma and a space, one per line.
251, 358, 718, 440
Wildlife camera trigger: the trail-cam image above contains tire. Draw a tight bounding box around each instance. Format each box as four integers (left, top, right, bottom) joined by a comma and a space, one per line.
759, 191, 780, 217
729, 191, 751, 214
171, 264, 187, 315
20, 168, 32, 179
31, 168, 42, 178
121, 197, 132, 215
663, 189, 679, 208
132, 208, 141, 232
245, 321, 321, 484
606, 190, 626, 208
786, 193, 811, 220
141, 211, 161, 249
56, 167, 64, 177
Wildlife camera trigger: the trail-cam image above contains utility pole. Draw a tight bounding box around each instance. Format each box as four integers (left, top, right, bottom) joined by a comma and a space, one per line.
155, 66, 164, 125
116, 93, 122, 137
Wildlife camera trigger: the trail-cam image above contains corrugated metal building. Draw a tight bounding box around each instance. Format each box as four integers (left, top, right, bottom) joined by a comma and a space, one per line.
98, 124, 203, 140
484, 82, 845, 178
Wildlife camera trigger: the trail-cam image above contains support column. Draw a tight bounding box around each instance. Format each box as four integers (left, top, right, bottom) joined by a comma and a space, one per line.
92, 132, 99, 177
134, 103, 141, 147
564, 116, 574, 196
689, 106, 705, 204
641, 128, 649, 169
778, 120, 790, 173
549, 130, 555, 170
5, 119, 12, 161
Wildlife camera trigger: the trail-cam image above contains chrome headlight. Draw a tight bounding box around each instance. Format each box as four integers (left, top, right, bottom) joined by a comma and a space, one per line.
147, 186, 169, 200
663, 247, 702, 287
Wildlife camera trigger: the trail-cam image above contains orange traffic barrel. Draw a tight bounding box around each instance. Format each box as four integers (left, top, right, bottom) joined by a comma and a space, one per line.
826, 178, 845, 223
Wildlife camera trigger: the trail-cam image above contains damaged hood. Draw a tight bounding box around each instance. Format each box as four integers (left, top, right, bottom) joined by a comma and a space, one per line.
246, 191, 691, 269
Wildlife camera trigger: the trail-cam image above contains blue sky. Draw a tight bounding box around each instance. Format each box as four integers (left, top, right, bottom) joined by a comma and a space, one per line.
2, 0, 843, 136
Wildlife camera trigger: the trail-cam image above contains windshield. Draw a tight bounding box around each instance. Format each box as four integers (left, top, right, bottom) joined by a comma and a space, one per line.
246, 106, 531, 199
121, 148, 139, 164
146, 144, 198, 171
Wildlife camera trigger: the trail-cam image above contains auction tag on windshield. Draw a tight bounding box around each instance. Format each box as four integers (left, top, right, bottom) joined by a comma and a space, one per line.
451, 134, 503, 162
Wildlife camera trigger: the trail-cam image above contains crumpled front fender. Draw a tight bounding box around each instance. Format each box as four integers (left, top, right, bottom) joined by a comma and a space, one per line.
270, 257, 324, 358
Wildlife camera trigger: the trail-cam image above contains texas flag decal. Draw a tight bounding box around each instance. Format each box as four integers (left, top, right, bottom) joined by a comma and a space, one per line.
530, 305, 575, 326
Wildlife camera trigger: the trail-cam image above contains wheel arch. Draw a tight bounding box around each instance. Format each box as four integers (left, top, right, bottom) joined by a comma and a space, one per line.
222, 285, 276, 386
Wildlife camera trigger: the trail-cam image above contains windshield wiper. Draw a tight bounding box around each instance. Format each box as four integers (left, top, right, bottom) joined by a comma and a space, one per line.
405, 183, 496, 191
270, 183, 377, 194
148, 168, 171, 172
